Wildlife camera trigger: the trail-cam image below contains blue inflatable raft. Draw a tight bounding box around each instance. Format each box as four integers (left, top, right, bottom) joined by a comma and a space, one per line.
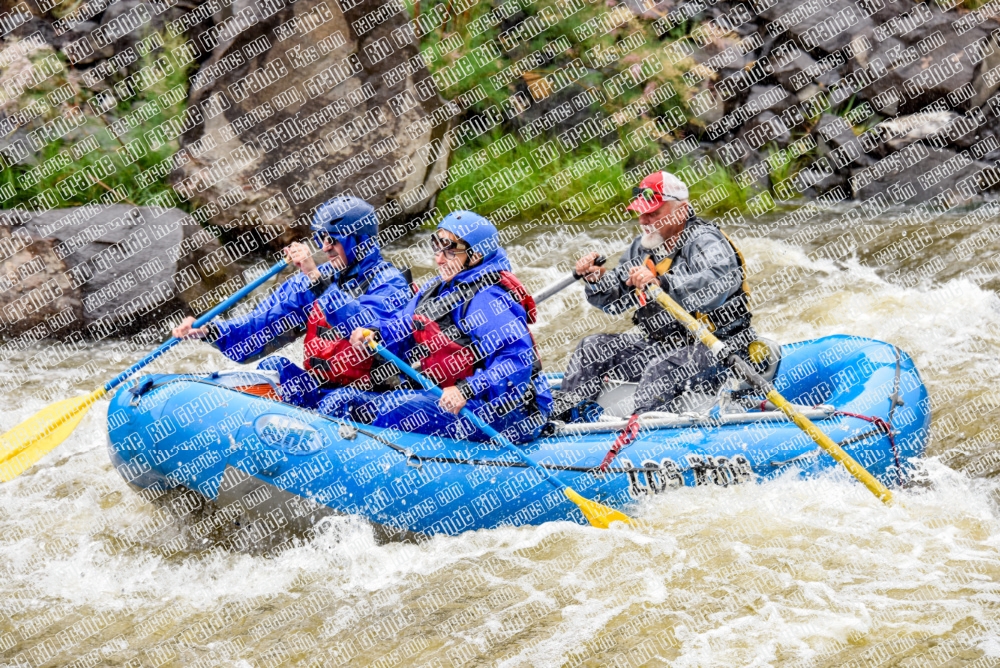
106, 335, 929, 540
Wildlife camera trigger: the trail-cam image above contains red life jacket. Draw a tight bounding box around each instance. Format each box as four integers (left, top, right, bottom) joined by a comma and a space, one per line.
411, 271, 538, 387
303, 302, 373, 386
302, 272, 381, 387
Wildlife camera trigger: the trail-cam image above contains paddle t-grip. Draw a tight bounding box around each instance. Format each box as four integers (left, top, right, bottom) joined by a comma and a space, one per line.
571, 254, 607, 280
534, 256, 609, 305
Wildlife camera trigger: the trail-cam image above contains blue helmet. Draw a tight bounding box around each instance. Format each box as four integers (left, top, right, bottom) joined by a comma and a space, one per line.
311, 196, 378, 265
438, 211, 499, 259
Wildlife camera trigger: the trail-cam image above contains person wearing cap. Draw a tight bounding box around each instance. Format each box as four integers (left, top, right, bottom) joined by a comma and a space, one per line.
558, 171, 757, 416
323, 211, 553, 443
171, 196, 411, 408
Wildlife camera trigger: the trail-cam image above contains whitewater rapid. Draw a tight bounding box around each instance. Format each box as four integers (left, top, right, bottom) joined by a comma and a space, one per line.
3, 209, 1000, 667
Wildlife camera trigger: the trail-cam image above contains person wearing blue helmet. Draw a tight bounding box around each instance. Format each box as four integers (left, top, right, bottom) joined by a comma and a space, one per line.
320, 211, 553, 444
171, 196, 411, 408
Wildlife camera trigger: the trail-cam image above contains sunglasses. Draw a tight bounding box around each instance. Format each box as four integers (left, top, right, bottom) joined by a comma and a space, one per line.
632, 187, 683, 203
313, 231, 335, 247
431, 233, 469, 259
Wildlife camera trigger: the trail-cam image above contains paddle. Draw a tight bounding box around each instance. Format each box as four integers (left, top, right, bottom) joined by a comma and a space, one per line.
643, 284, 894, 505
0, 260, 290, 482
360, 333, 632, 529
533, 255, 607, 304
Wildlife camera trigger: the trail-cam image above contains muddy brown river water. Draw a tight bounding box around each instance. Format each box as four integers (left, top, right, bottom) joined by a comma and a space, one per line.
3, 207, 1000, 667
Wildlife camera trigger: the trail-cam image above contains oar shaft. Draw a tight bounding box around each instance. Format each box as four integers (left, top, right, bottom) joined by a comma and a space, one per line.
371, 345, 508, 440
645, 285, 894, 505
765, 389, 893, 503
363, 337, 632, 528
647, 285, 726, 357
533, 256, 606, 305
725, 351, 892, 502
534, 276, 576, 304
1, 259, 291, 482
368, 341, 563, 487
191, 261, 288, 328
103, 260, 289, 393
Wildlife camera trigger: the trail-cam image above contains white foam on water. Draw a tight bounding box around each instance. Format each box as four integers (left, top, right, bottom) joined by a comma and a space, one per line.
745, 235, 1000, 452
1, 421, 998, 667
2, 224, 1000, 666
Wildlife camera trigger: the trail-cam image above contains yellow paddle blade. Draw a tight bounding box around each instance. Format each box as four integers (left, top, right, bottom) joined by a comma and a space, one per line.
0, 388, 107, 482
564, 488, 633, 528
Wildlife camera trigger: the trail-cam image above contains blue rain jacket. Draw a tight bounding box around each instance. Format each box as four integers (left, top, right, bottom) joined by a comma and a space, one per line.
379, 248, 553, 417
209, 245, 411, 364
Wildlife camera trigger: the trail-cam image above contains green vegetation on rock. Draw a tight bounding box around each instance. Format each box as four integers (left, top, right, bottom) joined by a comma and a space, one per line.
413, 0, 757, 220
0, 31, 191, 211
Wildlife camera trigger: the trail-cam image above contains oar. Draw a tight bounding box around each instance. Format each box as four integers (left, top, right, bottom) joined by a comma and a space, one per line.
644, 284, 894, 505
534, 256, 606, 304
0, 260, 289, 482
360, 333, 632, 529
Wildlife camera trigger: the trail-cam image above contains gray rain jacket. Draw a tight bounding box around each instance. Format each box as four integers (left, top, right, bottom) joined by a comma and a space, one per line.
584, 216, 755, 351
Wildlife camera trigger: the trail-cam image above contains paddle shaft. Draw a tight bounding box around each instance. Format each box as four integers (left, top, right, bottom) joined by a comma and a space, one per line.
102, 260, 289, 393
367, 341, 572, 495
645, 284, 894, 505
365, 339, 631, 527
534, 256, 606, 304
0, 260, 290, 480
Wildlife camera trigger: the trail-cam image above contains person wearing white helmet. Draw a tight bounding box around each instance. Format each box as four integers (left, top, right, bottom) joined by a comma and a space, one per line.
559, 171, 757, 417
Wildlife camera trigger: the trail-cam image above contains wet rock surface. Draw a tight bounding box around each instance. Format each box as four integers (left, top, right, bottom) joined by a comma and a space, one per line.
853, 145, 999, 204
0, 206, 187, 338
0, 224, 83, 339
173, 0, 452, 246
655, 0, 1000, 202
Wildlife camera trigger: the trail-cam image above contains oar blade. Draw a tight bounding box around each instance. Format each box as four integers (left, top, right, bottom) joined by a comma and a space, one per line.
0, 389, 104, 482
564, 488, 632, 528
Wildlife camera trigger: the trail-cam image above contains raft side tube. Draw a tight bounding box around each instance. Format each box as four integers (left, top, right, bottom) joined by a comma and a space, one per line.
105, 336, 931, 537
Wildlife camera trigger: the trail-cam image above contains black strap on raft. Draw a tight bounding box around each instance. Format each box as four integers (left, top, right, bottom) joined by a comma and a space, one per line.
131, 378, 892, 478
346, 420, 645, 473
350, 415, 887, 478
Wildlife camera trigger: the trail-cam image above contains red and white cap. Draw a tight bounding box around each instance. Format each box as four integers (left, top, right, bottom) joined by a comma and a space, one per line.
626, 171, 690, 214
